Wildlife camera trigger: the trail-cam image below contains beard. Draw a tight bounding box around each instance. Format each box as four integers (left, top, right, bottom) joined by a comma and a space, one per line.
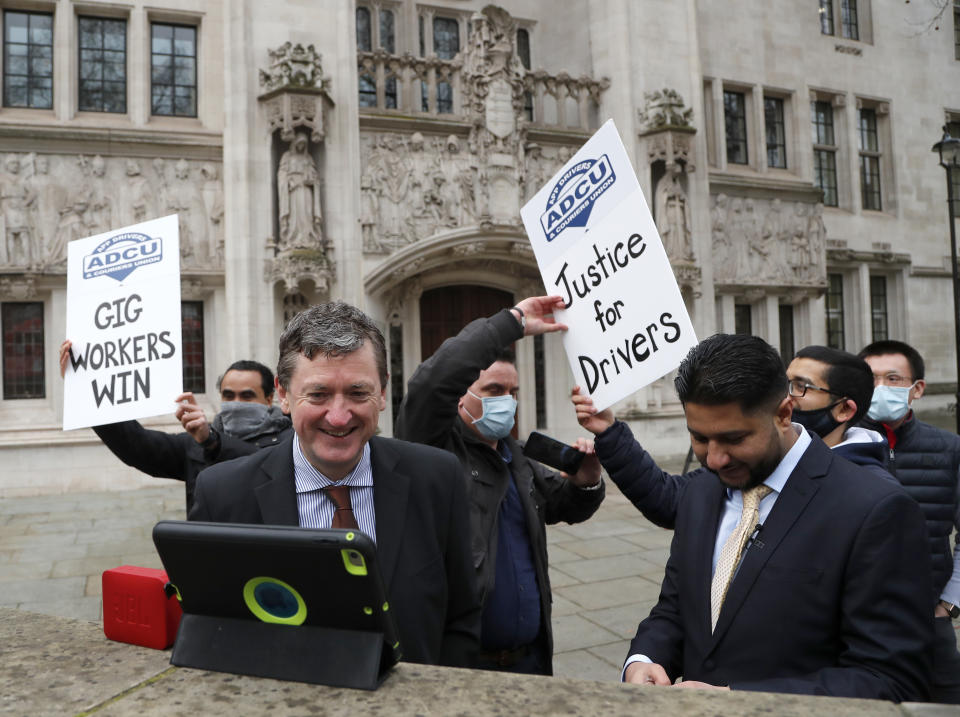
709, 426, 785, 491
743, 448, 782, 490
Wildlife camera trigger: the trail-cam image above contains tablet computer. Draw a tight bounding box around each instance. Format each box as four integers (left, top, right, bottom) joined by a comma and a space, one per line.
152, 520, 402, 687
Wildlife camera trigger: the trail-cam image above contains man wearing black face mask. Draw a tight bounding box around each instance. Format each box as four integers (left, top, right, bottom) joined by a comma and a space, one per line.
786, 346, 895, 483
59, 343, 291, 512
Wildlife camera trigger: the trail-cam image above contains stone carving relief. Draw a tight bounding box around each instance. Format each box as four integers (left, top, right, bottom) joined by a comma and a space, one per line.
0, 153, 224, 274
639, 89, 694, 132
359, 131, 574, 254
355, 6, 604, 262
259, 42, 327, 93
461, 5, 529, 224
640, 89, 697, 171
710, 194, 827, 287
259, 42, 331, 143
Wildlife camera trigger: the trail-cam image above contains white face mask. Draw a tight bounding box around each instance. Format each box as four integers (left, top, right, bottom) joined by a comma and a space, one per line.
867, 384, 915, 423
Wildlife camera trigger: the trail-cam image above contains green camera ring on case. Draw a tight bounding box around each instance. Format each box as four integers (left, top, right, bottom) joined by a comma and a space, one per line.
242, 576, 307, 625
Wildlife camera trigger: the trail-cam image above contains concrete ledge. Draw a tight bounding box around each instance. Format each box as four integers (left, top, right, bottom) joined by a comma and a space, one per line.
4, 607, 957, 716
0, 607, 171, 715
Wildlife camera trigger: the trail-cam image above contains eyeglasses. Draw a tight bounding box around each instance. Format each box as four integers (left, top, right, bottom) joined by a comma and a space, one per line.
872, 373, 916, 388
788, 378, 843, 399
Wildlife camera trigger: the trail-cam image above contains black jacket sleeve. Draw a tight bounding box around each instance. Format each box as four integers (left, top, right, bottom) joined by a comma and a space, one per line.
594, 419, 691, 529
93, 420, 196, 481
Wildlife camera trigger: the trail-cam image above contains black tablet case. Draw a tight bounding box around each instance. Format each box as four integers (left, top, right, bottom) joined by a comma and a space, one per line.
152, 520, 402, 690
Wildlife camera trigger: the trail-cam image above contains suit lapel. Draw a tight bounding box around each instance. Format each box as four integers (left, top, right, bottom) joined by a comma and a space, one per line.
253, 435, 300, 526
370, 437, 409, 589
709, 438, 831, 645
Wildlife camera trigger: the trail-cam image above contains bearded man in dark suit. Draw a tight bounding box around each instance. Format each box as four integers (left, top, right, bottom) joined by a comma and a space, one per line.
189, 301, 480, 668
582, 333, 932, 701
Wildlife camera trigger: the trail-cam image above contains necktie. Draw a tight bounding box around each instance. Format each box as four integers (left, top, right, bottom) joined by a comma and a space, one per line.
325, 485, 359, 530
710, 484, 772, 631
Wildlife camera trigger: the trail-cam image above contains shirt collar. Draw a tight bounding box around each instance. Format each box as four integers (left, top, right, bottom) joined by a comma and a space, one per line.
293, 435, 373, 494
726, 423, 811, 499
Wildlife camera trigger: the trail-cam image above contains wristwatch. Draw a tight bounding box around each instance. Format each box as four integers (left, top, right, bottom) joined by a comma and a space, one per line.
511, 305, 526, 330
940, 600, 960, 619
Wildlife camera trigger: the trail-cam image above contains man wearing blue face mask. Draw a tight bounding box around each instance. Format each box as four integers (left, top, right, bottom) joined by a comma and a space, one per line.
859, 339, 960, 704
395, 295, 604, 675
59, 342, 291, 512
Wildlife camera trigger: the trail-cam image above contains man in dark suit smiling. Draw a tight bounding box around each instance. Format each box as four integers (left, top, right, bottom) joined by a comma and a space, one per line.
578, 333, 933, 701
189, 301, 480, 668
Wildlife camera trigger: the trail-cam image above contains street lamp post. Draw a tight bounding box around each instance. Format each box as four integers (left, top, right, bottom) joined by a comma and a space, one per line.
933, 127, 960, 434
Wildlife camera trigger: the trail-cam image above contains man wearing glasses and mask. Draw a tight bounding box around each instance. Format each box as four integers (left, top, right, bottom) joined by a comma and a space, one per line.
786, 346, 893, 482
858, 339, 960, 704
395, 295, 604, 675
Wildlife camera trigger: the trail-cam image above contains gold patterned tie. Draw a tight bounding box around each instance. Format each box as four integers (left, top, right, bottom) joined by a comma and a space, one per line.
710, 484, 772, 631
325, 485, 359, 530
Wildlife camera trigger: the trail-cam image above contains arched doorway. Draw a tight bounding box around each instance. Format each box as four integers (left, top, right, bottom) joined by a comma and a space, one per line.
419, 285, 514, 359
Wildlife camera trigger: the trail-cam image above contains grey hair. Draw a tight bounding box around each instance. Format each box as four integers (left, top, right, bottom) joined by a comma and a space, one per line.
276, 302, 388, 389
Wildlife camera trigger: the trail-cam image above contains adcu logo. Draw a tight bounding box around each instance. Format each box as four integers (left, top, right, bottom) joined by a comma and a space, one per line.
539, 154, 616, 242
83, 233, 164, 282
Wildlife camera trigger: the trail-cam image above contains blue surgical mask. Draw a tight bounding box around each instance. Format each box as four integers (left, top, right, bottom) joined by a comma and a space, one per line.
867, 384, 913, 423
464, 390, 517, 440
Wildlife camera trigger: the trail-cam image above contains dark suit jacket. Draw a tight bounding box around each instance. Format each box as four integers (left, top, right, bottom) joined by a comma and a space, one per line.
188, 434, 481, 668
631, 436, 933, 702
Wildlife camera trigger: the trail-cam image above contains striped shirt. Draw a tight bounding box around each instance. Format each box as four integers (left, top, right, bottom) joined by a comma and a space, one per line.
292, 435, 377, 543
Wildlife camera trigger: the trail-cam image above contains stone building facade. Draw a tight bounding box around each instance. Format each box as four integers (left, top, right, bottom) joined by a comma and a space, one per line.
2, 0, 959, 495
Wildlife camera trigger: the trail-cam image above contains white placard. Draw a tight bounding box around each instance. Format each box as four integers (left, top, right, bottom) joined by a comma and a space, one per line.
520, 120, 697, 411
63, 215, 182, 430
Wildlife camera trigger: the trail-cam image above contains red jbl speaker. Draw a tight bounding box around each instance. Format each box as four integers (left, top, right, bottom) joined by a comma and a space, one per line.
102, 565, 182, 649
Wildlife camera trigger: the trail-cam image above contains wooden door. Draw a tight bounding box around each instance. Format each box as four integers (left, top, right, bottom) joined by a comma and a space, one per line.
419, 285, 514, 359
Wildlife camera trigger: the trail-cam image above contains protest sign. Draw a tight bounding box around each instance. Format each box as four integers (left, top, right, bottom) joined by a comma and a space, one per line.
520, 120, 697, 411
63, 215, 182, 431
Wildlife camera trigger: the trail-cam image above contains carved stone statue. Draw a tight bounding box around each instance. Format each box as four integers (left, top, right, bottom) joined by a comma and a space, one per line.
200, 164, 224, 264
83, 155, 112, 235
806, 202, 827, 275
359, 172, 381, 252
277, 132, 323, 250
654, 163, 694, 263
46, 172, 90, 269
26, 153, 55, 261
790, 203, 811, 276
152, 158, 170, 225
1, 154, 35, 267
760, 198, 790, 281
169, 159, 196, 259
711, 193, 735, 281
123, 160, 151, 225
